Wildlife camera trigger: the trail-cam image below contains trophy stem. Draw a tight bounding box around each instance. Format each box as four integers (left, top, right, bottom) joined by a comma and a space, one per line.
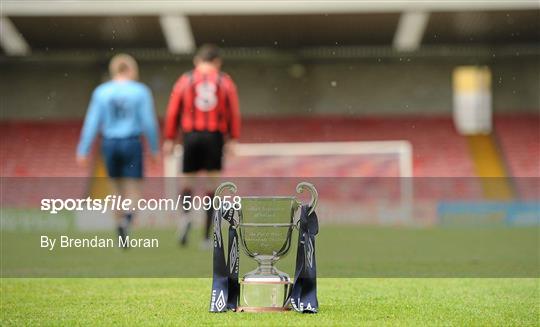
257, 259, 276, 275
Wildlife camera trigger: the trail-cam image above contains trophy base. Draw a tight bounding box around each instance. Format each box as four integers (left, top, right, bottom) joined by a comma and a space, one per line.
240, 275, 292, 311
238, 306, 291, 313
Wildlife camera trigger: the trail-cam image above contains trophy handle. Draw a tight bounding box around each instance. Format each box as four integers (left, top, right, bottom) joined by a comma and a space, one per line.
296, 182, 318, 215
215, 182, 237, 197
215, 182, 238, 227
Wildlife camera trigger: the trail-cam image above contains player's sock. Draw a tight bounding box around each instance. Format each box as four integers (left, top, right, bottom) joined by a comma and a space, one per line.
125, 213, 133, 226
117, 225, 128, 249
179, 188, 193, 246
117, 214, 130, 249
180, 220, 192, 246
203, 191, 214, 241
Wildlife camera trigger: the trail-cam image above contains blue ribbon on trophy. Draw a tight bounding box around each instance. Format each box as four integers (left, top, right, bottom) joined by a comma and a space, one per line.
209, 182, 319, 313
209, 207, 239, 312
288, 205, 319, 313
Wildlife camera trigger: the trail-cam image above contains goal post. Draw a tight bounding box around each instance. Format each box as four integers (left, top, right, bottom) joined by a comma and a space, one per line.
164, 141, 412, 178
164, 141, 414, 225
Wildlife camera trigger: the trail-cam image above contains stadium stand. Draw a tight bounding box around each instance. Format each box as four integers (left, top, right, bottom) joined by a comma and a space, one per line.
4, 115, 538, 179
1, 121, 85, 177
495, 115, 540, 178
1, 117, 476, 178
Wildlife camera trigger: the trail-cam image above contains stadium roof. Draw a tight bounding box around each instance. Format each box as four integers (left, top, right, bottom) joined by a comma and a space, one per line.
1, 1, 539, 57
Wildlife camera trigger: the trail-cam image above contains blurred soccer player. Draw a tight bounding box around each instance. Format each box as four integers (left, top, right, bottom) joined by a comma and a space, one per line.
76, 54, 160, 248
163, 44, 240, 248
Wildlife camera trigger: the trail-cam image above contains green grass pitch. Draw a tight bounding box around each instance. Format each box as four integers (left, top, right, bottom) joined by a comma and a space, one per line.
1, 278, 538, 326
1, 212, 538, 325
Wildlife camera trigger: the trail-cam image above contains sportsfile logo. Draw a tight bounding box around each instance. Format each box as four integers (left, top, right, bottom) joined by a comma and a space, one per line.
41, 195, 241, 214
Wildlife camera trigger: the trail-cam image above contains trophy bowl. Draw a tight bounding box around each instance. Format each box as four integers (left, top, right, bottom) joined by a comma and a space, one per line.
215, 182, 318, 312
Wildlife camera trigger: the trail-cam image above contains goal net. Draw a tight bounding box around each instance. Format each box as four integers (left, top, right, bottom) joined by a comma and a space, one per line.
164, 141, 414, 226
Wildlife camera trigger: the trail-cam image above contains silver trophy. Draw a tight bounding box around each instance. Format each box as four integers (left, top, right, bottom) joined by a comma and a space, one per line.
215, 181, 318, 312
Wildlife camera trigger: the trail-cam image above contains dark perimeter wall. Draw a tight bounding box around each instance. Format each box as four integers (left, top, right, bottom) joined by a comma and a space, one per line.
1, 56, 538, 120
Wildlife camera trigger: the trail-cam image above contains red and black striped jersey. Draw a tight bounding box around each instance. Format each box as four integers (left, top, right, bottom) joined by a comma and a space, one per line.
164, 67, 240, 140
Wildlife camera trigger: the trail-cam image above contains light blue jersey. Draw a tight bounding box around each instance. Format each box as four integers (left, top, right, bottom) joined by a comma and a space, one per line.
77, 80, 159, 156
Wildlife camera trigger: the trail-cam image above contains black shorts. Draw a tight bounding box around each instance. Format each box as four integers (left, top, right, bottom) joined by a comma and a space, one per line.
182, 131, 224, 173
